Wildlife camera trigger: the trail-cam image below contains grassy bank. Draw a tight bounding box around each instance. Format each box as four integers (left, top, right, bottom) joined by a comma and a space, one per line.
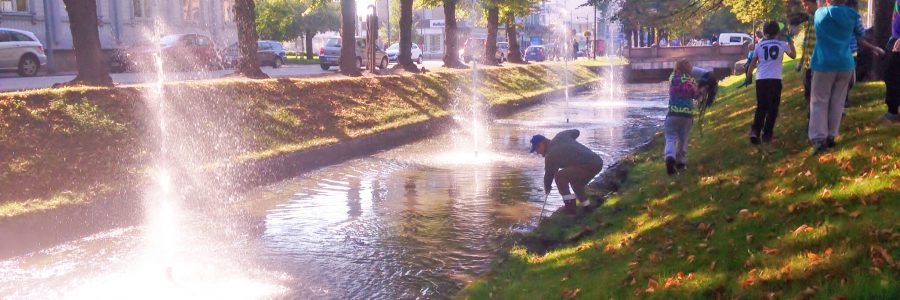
459, 59, 899, 299
0, 61, 604, 219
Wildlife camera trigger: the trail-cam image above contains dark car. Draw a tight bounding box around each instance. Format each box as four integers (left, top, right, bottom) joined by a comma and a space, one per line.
222, 40, 286, 68
524, 46, 546, 62
123, 33, 221, 71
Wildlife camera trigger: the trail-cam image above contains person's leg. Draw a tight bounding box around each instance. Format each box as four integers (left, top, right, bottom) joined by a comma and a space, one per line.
845, 72, 855, 107
664, 117, 678, 174
885, 42, 900, 119
751, 80, 769, 143
827, 71, 853, 142
554, 167, 578, 210
809, 71, 837, 145
706, 79, 719, 107
676, 117, 693, 166
569, 162, 603, 207
762, 80, 784, 142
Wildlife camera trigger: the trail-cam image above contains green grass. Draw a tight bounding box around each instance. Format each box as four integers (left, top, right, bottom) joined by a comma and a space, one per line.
286, 54, 320, 65
0, 62, 607, 219
458, 59, 899, 299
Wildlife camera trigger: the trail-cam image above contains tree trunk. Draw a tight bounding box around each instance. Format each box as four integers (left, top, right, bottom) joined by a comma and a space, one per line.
305, 30, 315, 60
442, 0, 465, 68
60, 0, 112, 87
395, 0, 418, 71
340, 0, 361, 76
484, 6, 499, 65
234, 0, 268, 78
506, 12, 524, 63
869, 0, 894, 80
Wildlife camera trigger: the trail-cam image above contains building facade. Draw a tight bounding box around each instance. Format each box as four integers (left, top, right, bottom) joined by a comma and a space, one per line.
0, 0, 238, 71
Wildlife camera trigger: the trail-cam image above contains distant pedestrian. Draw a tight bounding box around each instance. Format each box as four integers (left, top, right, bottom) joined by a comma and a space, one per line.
664, 59, 699, 175
808, 0, 885, 154
573, 39, 580, 60
745, 21, 797, 144
883, 0, 900, 123
530, 130, 604, 214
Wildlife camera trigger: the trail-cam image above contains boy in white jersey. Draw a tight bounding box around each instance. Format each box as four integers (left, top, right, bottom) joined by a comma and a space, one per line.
745, 21, 797, 144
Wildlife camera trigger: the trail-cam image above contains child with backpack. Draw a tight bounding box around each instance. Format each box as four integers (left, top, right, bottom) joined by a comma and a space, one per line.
745, 21, 797, 144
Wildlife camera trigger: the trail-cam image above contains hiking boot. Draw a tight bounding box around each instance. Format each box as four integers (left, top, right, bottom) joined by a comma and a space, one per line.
883, 112, 900, 123
675, 162, 687, 170
826, 136, 836, 149
749, 131, 761, 145
761, 134, 773, 144
665, 157, 677, 175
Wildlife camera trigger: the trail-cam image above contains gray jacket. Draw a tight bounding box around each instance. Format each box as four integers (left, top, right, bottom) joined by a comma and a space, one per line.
543, 129, 604, 191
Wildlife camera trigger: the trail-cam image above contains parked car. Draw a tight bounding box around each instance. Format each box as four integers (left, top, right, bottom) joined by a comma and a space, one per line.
221, 40, 286, 69
0, 28, 47, 77
459, 37, 503, 63
124, 33, 220, 71
319, 36, 388, 71
385, 43, 423, 64
496, 42, 509, 63
718, 33, 753, 46
524, 45, 546, 62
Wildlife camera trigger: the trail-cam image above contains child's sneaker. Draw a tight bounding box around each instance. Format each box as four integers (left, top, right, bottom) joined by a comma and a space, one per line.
749, 131, 761, 145
665, 157, 677, 175
812, 140, 829, 155
826, 136, 836, 149
675, 162, 687, 170
762, 134, 774, 144
883, 113, 900, 123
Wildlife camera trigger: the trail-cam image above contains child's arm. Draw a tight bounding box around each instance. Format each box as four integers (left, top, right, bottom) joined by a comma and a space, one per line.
745, 56, 759, 83
785, 40, 797, 59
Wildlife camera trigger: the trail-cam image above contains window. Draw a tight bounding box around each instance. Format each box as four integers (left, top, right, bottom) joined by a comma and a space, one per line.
729, 36, 742, 43
258, 41, 271, 50
11, 32, 32, 41
223, 0, 234, 22
0, 31, 11, 42
133, 0, 152, 18
0, 0, 27, 13
182, 0, 200, 21
196, 35, 209, 46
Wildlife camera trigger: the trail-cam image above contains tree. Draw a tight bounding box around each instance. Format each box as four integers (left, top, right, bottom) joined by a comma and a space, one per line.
299, 4, 341, 59
499, 0, 534, 63
257, 0, 340, 59
59, 0, 112, 87
484, 3, 500, 65
394, 0, 419, 71
870, 0, 894, 80
339, 0, 361, 76
420, 0, 466, 68
234, 0, 269, 78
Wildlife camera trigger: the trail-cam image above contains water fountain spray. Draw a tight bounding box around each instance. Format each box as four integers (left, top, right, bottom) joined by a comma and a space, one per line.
472, 60, 480, 157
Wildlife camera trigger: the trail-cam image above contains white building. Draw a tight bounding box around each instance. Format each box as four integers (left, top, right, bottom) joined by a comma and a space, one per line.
0, 0, 238, 71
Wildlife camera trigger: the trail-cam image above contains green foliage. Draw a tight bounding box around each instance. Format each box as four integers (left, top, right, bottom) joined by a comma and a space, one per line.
256, 0, 340, 41
723, 0, 784, 24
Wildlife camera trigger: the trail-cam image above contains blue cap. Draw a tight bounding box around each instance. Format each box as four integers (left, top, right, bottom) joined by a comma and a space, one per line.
529, 134, 547, 153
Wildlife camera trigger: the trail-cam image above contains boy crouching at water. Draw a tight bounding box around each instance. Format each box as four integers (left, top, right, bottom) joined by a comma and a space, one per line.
746, 21, 796, 144
664, 59, 699, 175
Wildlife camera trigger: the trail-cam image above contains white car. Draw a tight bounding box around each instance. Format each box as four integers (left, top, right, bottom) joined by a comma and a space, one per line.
0, 28, 47, 77
718, 33, 753, 46
385, 43, 423, 64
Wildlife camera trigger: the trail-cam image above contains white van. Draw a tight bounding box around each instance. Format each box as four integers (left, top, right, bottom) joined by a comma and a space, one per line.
718, 33, 753, 46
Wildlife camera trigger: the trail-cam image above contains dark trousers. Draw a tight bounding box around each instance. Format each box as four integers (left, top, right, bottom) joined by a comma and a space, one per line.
555, 162, 603, 202
752, 79, 783, 138
804, 69, 813, 103
886, 38, 900, 115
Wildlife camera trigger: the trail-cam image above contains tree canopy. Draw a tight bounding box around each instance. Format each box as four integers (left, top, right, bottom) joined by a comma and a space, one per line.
256, 0, 340, 42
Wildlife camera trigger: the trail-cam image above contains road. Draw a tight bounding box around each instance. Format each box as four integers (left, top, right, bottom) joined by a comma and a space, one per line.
0, 60, 446, 92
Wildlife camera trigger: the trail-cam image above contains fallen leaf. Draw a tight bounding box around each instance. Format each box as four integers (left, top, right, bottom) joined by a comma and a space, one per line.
709, 260, 717, 271
849, 211, 861, 218
697, 222, 709, 232
763, 246, 779, 255
604, 244, 616, 254
821, 188, 832, 198
687, 255, 696, 263
738, 209, 751, 218
650, 251, 661, 263
793, 224, 814, 235
562, 287, 581, 300
824, 248, 833, 256
627, 261, 639, 268
645, 278, 658, 293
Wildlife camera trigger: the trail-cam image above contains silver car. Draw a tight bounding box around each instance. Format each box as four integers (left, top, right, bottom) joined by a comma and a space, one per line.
0, 28, 47, 77
319, 36, 388, 71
